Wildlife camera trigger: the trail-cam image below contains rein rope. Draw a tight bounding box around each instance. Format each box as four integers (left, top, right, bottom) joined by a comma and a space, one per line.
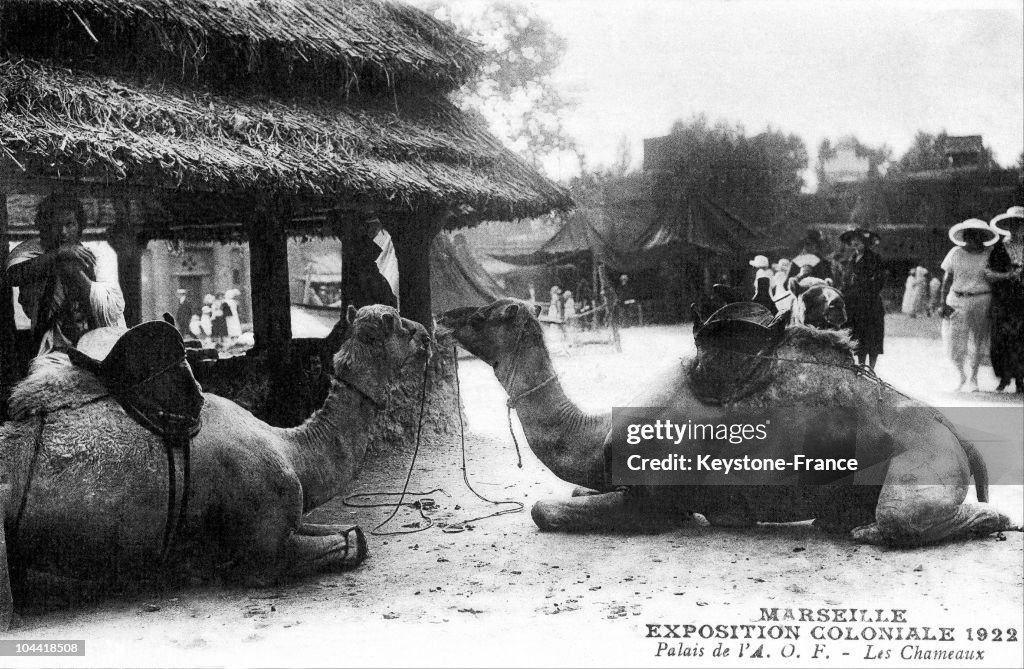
343, 341, 523, 535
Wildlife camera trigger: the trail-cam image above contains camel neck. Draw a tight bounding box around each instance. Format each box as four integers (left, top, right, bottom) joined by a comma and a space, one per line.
498, 345, 609, 490
283, 379, 378, 510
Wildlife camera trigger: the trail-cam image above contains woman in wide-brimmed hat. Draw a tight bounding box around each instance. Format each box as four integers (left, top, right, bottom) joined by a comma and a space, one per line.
838, 227, 885, 370
985, 206, 1024, 392
939, 218, 1000, 392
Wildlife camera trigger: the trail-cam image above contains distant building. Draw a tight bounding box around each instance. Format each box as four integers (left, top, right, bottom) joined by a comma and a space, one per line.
941, 135, 984, 168
821, 148, 870, 184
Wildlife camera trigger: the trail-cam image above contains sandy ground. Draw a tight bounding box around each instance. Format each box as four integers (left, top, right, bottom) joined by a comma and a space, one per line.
4, 315, 1023, 668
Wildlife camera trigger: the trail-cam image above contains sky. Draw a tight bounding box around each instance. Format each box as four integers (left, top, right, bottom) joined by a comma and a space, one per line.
421, 0, 1024, 187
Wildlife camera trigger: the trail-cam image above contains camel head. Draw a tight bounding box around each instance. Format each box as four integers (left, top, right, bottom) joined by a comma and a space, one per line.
790, 278, 847, 329
333, 305, 431, 405
438, 299, 544, 368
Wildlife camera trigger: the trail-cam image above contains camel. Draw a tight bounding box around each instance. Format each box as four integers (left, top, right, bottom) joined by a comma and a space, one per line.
0, 305, 429, 629
439, 298, 1017, 545
788, 278, 846, 329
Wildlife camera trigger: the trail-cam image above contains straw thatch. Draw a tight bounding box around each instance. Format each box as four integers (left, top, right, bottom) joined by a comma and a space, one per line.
1, 0, 481, 97
0, 57, 572, 230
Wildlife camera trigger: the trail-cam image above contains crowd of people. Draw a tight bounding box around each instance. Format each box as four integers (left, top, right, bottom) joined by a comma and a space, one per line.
734, 207, 1024, 392
739, 227, 885, 370
177, 289, 244, 350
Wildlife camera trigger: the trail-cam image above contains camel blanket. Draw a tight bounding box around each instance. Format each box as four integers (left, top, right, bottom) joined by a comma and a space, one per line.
8, 352, 109, 421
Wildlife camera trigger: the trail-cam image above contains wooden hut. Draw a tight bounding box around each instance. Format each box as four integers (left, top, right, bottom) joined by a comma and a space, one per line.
0, 0, 572, 415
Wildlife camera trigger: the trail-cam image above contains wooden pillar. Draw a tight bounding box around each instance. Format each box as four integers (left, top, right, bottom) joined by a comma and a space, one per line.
244, 206, 292, 355
245, 204, 299, 425
389, 212, 443, 329
0, 191, 17, 418
107, 200, 143, 326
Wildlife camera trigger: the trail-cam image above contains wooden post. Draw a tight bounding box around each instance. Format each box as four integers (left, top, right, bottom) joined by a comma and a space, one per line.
244, 206, 292, 354
0, 191, 17, 419
107, 199, 143, 326
389, 211, 444, 330
245, 205, 299, 426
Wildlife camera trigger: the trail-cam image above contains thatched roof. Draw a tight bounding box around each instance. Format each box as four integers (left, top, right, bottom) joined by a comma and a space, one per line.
1, 0, 481, 97
0, 57, 572, 229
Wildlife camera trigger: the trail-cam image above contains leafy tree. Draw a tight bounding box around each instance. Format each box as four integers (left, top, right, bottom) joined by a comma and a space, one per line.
424, 2, 578, 169
893, 130, 997, 173
651, 115, 808, 233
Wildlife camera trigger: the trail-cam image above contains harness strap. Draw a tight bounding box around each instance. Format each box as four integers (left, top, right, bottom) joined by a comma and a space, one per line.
506, 374, 557, 408
12, 412, 46, 544
333, 376, 383, 409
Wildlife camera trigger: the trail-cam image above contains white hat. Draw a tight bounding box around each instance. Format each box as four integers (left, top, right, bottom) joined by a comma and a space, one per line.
748, 254, 770, 269
948, 218, 999, 247
990, 206, 1024, 238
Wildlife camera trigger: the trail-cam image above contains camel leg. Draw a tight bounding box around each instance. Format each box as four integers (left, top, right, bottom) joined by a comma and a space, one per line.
852, 466, 1017, 546
852, 496, 1018, 546
1, 484, 12, 631
532, 491, 682, 533
283, 523, 368, 576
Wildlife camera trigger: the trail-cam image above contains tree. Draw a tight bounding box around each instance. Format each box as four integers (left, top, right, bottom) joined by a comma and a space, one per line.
652, 115, 808, 233
893, 130, 997, 173
424, 2, 578, 169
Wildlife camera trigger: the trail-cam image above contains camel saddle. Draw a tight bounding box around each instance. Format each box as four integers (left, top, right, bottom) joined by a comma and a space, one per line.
67, 319, 204, 556
67, 320, 204, 440
692, 302, 789, 356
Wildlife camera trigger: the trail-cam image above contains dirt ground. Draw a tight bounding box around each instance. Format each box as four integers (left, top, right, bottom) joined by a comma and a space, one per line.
5, 315, 1023, 668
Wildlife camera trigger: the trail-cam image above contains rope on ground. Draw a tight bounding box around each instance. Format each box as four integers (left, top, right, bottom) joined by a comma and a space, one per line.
342, 345, 523, 535
342, 355, 436, 535
443, 344, 523, 534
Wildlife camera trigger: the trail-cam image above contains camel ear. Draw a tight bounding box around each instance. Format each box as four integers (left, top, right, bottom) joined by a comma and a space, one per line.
162, 312, 176, 326
825, 278, 834, 287
690, 303, 705, 325
346, 305, 358, 325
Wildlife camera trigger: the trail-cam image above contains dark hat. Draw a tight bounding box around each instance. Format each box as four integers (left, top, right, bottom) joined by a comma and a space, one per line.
840, 227, 880, 245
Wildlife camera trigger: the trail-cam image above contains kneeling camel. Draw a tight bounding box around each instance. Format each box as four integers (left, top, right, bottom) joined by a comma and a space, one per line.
440, 299, 1017, 546
0, 305, 428, 628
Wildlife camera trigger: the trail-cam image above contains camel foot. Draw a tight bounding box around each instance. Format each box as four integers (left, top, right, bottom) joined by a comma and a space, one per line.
532, 492, 681, 534
853, 502, 1017, 546
285, 524, 368, 577
850, 523, 884, 544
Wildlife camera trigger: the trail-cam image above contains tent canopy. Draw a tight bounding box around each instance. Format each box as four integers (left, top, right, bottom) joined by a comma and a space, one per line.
494, 192, 768, 272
